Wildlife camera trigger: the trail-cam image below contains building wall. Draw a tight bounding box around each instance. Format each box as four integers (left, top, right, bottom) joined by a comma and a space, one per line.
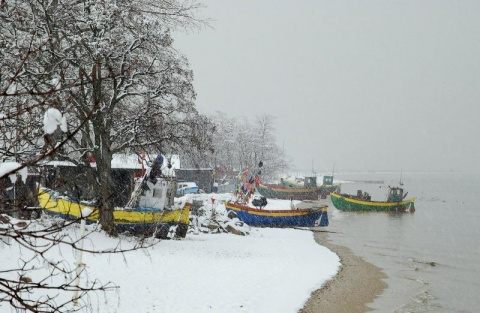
174, 169, 214, 193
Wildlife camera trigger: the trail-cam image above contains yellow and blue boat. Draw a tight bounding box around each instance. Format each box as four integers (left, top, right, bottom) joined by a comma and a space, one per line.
36, 153, 192, 238
224, 201, 329, 227
37, 183, 191, 237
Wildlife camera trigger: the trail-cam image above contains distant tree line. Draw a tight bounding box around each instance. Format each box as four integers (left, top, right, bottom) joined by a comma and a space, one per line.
181, 111, 289, 183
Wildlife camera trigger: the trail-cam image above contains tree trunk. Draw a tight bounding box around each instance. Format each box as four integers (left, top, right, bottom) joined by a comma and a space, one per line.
95, 130, 116, 236
91, 61, 116, 236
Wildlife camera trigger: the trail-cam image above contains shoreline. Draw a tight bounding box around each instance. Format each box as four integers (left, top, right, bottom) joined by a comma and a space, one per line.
299, 230, 387, 313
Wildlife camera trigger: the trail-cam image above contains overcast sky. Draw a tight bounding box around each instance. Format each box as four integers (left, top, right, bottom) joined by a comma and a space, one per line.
173, 0, 480, 173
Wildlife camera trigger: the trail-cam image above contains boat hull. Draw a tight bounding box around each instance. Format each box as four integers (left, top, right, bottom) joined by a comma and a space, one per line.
256, 184, 319, 200
224, 202, 328, 227
38, 187, 191, 236
330, 192, 415, 212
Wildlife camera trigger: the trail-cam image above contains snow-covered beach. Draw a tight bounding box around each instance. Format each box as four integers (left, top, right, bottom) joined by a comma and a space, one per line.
2, 0, 479, 311
1, 193, 345, 313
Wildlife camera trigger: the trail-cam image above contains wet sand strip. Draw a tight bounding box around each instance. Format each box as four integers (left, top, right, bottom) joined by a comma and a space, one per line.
299, 230, 387, 313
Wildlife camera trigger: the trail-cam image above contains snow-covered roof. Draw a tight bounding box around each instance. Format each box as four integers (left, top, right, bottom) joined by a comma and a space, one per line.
41, 154, 180, 170
176, 168, 213, 171
42, 160, 76, 167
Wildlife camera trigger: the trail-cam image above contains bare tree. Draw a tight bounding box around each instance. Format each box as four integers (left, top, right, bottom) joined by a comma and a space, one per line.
1, 0, 211, 311
252, 114, 286, 181
205, 112, 288, 182
0, 30, 153, 313
1, 0, 212, 235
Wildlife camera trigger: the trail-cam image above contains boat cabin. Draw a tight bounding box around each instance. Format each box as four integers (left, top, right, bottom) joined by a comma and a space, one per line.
304, 176, 317, 188
134, 178, 171, 209
387, 187, 406, 202
323, 175, 334, 186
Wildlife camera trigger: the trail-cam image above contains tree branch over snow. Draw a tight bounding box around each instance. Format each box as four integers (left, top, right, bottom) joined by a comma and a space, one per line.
1, 1, 210, 311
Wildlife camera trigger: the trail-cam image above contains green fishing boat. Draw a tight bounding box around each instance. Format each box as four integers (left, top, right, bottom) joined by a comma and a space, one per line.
330, 186, 415, 212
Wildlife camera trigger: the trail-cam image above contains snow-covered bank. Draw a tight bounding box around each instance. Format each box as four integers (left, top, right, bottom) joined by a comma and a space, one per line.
1, 194, 340, 313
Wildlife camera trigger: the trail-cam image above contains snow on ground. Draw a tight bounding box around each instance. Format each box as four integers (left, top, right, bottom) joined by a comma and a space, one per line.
1, 193, 340, 313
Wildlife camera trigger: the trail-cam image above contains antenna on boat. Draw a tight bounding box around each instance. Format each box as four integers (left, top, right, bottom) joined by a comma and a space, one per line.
399, 169, 404, 186
281, 139, 285, 176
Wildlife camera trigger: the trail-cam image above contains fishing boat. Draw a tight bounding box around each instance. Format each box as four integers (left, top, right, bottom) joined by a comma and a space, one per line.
256, 182, 320, 201
37, 153, 191, 238
225, 200, 329, 227
330, 186, 415, 212
37, 182, 191, 238
231, 163, 328, 226
262, 175, 340, 200
38, 187, 191, 238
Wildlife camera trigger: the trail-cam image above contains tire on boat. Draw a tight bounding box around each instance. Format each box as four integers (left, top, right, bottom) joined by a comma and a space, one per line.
154, 223, 170, 239
175, 224, 188, 238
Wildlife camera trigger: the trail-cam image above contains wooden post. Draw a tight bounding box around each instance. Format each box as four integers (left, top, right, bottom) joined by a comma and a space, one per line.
72, 218, 86, 305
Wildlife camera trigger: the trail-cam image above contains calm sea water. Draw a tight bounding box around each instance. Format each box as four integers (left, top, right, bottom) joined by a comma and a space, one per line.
324, 172, 480, 313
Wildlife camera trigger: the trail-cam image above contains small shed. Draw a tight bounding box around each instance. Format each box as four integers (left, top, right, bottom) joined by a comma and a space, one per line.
174, 168, 214, 193
1, 166, 40, 211
39, 153, 180, 207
